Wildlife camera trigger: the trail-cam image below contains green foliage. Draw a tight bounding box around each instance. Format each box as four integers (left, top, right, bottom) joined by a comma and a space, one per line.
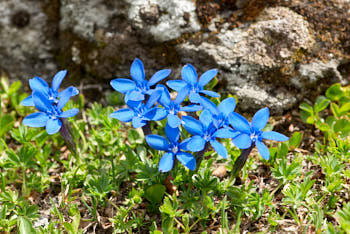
0, 78, 349, 233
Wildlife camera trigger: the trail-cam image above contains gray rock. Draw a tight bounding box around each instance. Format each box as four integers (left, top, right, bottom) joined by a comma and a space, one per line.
176, 7, 329, 113
60, 0, 120, 40
0, 0, 57, 80
125, 0, 201, 42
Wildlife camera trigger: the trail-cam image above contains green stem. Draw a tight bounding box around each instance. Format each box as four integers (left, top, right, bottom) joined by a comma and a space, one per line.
194, 142, 210, 172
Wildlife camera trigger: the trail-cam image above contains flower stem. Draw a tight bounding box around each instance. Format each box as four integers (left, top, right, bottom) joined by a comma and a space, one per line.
230, 144, 255, 178
194, 142, 210, 172
142, 123, 152, 136
59, 118, 76, 153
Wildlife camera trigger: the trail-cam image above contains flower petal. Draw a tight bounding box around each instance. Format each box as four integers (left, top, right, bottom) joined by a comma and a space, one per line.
214, 127, 239, 138
174, 85, 190, 105
218, 97, 236, 116
130, 58, 145, 83
176, 152, 196, 171
46, 118, 62, 135
199, 96, 218, 115
109, 108, 134, 122
167, 114, 182, 128
251, 107, 269, 132
29, 76, 49, 93
262, 131, 288, 141
199, 90, 220, 98
159, 152, 175, 172
165, 124, 180, 143
23, 112, 49, 127
210, 140, 227, 158
199, 109, 212, 129
229, 112, 251, 134
110, 78, 136, 94
146, 90, 161, 108
256, 140, 270, 160
179, 137, 191, 150
148, 69, 171, 86
132, 117, 147, 128
180, 105, 202, 112
146, 135, 169, 151
125, 90, 145, 103
52, 70, 67, 92
57, 87, 74, 110
182, 116, 203, 135
59, 108, 79, 118
181, 64, 197, 85
186, 136, 206, 152
166, 80, 187, 91
146, 108, 167, 121
157, 84, 171, 107
21, 95, 34, 106
232, 133, 252, 149
198, 69, 218, 87
32, 91, 52, 112
188, 91, 202, 104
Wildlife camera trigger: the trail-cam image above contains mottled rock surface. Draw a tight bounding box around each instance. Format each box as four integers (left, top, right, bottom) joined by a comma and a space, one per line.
0, 0, 349, 113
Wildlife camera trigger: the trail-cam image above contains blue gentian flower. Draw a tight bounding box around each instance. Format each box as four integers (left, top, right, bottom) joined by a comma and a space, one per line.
200, 97, 236, 129
110, 58, 171, 103
182, 109, 238, 158
146, 125, 196, 172
229, 107, 289, 160
21, 70, 79, 106
23, 88, 79, 135
110, 90, 166, 128
167, 64, 220, 103
156, 84, 201, 128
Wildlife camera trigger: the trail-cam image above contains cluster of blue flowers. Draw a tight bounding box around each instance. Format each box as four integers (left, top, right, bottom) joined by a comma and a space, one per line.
109, 59, 288, 172
22, 58, 288, 173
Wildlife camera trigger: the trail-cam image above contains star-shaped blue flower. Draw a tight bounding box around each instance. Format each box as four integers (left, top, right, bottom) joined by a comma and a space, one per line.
21, 70, 79, 106
229, 107, 289, 160
109, 90, 166, 128
156, 84, 201, 128
146, 125, 196, 172
110, 58, 171, 104
23, 87, 79, 135
200, 96, 237, 129
182, 109, 238, 158
166, 64, 220, 104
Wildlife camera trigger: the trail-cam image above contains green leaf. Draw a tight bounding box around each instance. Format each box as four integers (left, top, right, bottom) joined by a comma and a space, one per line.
17, 216, 36, 234
145, 184, 166, 204
300, 110, 314, 124
315, 120, 330, 132
127, 128, 144, 145
288, 132, 303, 149
334, 119, 350, 134
339, 102, 350, 115
0, 114, 15, 137
330, 103, 341, 118
9, 81, 22, 95
326, 83, 343, 101
314, 96, 330, 113
299, 102, 314, 114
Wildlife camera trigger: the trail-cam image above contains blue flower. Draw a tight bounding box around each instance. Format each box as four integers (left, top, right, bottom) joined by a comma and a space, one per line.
182, 109, 238, 158
156, 84, 201, 128
200, 97, 237, 129
110, 90, 167, 128
229, 107, 289, 160
167, 64, 220, 103
21, 70, 79, 106
146, 125, 196, 172
23, 87, 79, 135
110, 58, 171, 103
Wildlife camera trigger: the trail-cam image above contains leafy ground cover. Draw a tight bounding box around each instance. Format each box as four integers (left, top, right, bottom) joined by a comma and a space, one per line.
0, 76, 349, 233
